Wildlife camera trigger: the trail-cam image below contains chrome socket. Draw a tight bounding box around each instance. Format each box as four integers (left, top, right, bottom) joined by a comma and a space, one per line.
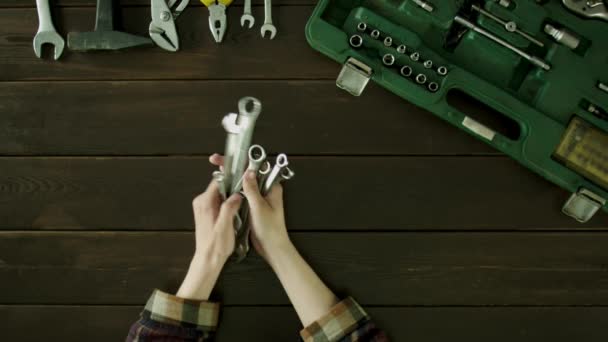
382, 53, 395, 66
428, 82, 439, 92
349, 34, 363, 48
415, 73, 427, 84
400, 65, 413, 77
396, 44, 407, 54
370, 29, 380, 39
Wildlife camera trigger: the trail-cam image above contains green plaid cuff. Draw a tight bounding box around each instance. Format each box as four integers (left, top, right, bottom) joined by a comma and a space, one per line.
300, 297, 370, 342
144, 289, 220, 331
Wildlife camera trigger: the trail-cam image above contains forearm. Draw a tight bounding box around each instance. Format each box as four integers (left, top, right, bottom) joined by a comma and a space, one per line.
177, 252, 224, 301
267, 241, 339, 327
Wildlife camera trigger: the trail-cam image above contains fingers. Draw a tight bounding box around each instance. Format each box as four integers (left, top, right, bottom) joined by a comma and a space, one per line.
242, 170, 266, 209
215, 194, 243, 232
193, 179, 221, 223
209, 154, 225, 171
266, 183, 284, 210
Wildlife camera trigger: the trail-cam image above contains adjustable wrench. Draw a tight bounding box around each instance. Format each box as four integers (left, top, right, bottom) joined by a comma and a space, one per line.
260, 0, 277, 39
241, 0, 255, 28
33, 0, 65, 60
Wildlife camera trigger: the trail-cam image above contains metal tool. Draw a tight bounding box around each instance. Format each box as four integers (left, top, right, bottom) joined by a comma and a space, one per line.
222, 97, 262, 194
423, 60, 433, 69
382, 53, 395, 66
562, 0, 608, 22
400, 65, 413, 77
396, 44, 407, 54
357, 22, 367, 32
257, 161, 272, 191
471, 4, 545, 47
261, 0, 277, 39
437, 66, 448, 76
428, 82, 439, 92
412, 0, 434, 12
33, 0, 65, 60
202, 0, 233, 43
370, 29, 380, 39
280, 167, 295, 182
149, 0, 189, 52
384, 36, 393, 47
495, 0, 512, 8
599, 82, 608, 94
410, 52, 420, 61
212, 171, 228, 200
68, 0, 153, 51
349, 35, 363, 48
454, 16, 551, 71
544, 24, 581, 50
232, 144, 267, 193
262, 154, 289, 195
415, 73, 427, 84
241, 0, 254, 28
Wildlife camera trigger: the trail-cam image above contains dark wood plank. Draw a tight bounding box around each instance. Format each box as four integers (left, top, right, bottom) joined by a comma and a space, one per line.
0, 6, 335, 81
0, 81, 493, 155
1, 305, 607, 341
1, 232, 607, 305
1, 157, 605, 230
1, 0, 316, 7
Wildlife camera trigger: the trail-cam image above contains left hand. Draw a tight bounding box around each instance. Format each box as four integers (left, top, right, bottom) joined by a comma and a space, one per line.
176, 163, 242, 301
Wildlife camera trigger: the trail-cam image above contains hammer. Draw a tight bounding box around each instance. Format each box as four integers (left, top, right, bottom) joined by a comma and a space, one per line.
68, 0, 152, 51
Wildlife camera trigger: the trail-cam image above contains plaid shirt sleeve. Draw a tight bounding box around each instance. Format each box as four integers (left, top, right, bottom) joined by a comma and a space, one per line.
126, 289, 220, 342
300, 297, 388, 342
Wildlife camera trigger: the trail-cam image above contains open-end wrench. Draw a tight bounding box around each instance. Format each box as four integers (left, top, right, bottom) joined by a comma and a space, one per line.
240, 0, 255, 28
33, 0, 65, 60
260, 0, 277, 39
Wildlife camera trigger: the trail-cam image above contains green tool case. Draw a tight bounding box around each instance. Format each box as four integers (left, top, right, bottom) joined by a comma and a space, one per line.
305, 0, 608, 223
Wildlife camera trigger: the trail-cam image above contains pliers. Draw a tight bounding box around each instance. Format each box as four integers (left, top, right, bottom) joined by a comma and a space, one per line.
149, 0, 189, 52
202, 0, 234, 43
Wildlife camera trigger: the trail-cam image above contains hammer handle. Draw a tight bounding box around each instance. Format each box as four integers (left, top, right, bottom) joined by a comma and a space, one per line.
95, 0, 114, 31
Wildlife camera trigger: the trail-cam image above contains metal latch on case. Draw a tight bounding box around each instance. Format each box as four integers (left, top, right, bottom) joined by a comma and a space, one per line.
336, 57, 373, 96
562, 188, 606, 223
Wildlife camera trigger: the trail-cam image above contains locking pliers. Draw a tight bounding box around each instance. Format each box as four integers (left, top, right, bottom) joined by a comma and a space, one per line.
149, 0, 189, 52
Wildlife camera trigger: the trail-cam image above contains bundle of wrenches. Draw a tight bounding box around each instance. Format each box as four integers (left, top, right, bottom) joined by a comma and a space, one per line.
215, 97, 295, 261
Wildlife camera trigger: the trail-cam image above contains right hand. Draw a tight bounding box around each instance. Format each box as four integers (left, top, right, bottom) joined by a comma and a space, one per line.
242, 170, 292, 262
209, 154, 292, 263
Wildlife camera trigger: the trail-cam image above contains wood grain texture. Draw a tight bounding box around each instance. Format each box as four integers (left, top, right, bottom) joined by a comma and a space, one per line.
1, 232, 607, 305
0, 6, 335, 81
1, 305, 607, 341
2, 157, 605, 230
0, 81, 493, 155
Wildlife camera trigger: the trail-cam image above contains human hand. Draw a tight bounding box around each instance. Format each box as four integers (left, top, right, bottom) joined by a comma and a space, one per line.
209, 154, 292, 263
176, 173, 242, 301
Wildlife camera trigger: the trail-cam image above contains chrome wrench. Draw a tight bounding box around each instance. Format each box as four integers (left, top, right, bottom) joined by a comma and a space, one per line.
260, 0, 277, 39
241, 0, 255, 28
262, 154, 289, 195
33, 0, 65, 60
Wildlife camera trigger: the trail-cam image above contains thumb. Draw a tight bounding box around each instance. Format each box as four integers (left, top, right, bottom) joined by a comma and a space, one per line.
242, 170, 265, 209
215, 194, 242, 232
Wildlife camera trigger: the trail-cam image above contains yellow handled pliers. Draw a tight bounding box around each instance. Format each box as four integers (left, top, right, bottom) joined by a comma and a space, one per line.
201, 0, 234, 43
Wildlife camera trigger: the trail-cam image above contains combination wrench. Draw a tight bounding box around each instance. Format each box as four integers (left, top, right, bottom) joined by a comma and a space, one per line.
260, 0, 277, 39
262, 154, 289, 195
33, 0, 65, 60
240, 0, 255, 28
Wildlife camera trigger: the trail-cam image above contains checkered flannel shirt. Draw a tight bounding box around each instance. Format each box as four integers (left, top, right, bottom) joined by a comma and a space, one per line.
127, 290, 388, 341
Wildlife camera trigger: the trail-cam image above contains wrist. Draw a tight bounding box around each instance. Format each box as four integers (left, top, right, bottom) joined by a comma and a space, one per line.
176, 253, 225, 301
265, 239, 297, 271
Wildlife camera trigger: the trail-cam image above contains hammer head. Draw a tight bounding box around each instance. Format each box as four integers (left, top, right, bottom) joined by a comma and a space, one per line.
67, 30, 153, 51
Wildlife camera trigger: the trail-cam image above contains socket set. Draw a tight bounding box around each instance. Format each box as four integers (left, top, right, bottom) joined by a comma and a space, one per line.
216, 97, 295, 262
349, 21, 448, 93
306, 1, 608, 222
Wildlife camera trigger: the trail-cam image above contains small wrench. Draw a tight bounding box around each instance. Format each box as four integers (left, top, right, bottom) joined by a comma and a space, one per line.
33, 0, 65, 60
260, 0, 277, 39
232, 144, 267, 193
241, 0, 255, 28
262, 154, 289, 195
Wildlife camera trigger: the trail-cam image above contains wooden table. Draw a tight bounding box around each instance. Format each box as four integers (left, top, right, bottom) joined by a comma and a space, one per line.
1, 1, 607, 340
